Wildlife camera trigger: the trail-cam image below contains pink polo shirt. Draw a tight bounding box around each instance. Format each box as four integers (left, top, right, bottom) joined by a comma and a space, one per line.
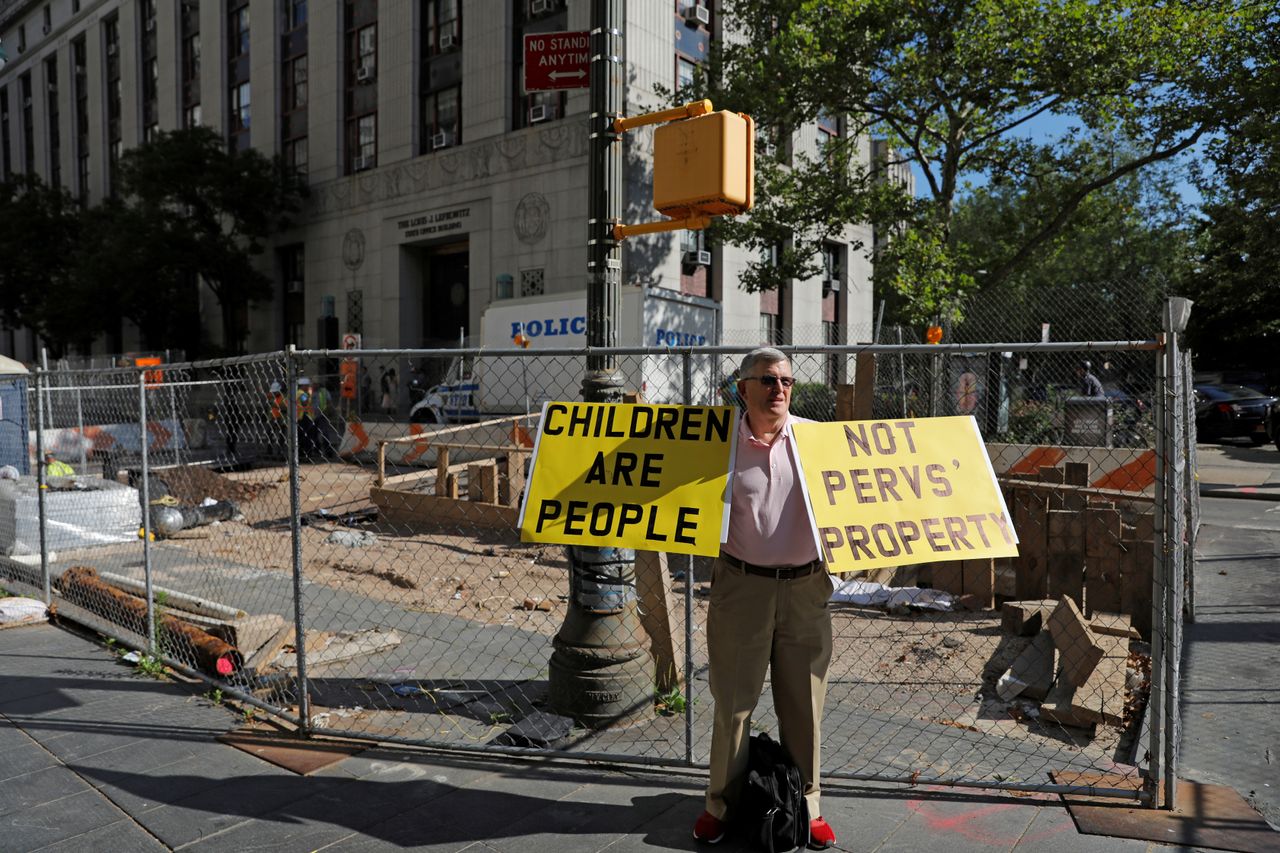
724, 411, 819, 568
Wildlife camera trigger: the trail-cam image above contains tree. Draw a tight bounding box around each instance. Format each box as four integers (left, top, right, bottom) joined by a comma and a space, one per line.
1185, 15, 1280, 366
950, 145, 1194, 343
116, 127, 308, 353
699, 0, 1260, 323
0, 175, 103, 356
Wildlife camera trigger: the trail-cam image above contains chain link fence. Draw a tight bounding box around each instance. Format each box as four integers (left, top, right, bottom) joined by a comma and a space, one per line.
0, 320, 1194, 806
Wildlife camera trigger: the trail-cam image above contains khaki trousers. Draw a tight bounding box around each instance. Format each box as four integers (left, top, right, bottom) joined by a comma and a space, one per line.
704, 556, 833, 820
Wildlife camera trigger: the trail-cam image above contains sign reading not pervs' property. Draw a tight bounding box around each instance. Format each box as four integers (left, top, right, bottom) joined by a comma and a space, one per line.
518, 402, 737, 556
794, 417, 1018, 574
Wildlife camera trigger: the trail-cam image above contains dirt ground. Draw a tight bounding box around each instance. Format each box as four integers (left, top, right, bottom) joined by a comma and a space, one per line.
64, 460, 1140, 764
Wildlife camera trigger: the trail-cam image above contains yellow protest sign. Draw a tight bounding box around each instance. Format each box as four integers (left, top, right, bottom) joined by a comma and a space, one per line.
518, 401, 737, 556
793, 417, 1017, 573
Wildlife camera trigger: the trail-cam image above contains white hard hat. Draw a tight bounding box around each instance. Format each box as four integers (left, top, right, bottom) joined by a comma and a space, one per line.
269, 382, 281, 393
0, 465, 18, 481
297, 377, 312, 386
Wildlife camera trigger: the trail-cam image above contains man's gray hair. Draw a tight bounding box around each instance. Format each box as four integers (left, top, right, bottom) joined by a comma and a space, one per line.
739, 347, 789, 377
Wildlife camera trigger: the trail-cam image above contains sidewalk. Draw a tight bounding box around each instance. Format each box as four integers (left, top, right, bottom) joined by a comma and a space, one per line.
0, 622, 1176, 853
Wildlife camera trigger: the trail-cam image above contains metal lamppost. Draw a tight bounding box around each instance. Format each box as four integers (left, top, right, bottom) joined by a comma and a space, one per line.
547, 0, 654, 727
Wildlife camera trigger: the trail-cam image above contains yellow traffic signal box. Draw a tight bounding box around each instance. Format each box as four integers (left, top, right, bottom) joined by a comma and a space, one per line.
653, 110, 754, 220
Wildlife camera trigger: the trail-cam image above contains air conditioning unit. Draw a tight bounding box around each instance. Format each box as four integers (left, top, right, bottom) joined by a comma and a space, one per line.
356, 63, 375, 83
684, 4, 711, 26
528, 104, 548, 124
286, 279, 304, 293
432, 130, 454, 149
439, 32, 457, 50
531, 0, 556, 14
822, 277, 841, 293
683, 249, 712, 267
352, 154, 373, 171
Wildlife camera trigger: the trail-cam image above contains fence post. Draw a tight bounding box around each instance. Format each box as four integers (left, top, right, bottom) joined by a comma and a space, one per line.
286, 348, 312, 736
34, 370, 50, 606
1161, 298, 1191, 808
1146, 340, 1167, 808
682, 349, 694, 765
139, 371, 156, 655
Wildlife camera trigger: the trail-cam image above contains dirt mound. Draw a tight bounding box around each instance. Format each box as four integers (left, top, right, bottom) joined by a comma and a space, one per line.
156, 465, 276, 505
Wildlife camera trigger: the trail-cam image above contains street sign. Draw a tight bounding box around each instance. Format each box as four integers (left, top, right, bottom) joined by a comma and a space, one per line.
341, 333, 362, 350
523, 31, 589, 92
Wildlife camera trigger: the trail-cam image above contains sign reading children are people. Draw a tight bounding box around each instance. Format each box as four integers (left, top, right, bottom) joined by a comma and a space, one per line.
793, 417, 1017, 574
518, 402, 737, 556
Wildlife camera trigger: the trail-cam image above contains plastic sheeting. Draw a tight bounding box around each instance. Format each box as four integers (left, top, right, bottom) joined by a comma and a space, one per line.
0, 477, 141, 556
829, 578, 955, 611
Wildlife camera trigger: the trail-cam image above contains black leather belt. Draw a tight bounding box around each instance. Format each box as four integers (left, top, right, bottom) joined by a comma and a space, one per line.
720, 552, 822, 580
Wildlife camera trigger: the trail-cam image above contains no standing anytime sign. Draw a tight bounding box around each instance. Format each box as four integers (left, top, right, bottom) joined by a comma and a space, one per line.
523, 31, 590, 92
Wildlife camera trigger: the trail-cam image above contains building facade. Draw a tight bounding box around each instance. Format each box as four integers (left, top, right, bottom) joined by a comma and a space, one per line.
0, 0, 876, 364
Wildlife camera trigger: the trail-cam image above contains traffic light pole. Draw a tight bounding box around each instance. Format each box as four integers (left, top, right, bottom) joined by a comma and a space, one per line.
547, 0, 654, 728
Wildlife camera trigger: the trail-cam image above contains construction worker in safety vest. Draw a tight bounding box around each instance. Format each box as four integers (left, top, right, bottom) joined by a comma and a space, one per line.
268, 382, 287, 458
43, 452, 75, 479
296, 377, 320, 458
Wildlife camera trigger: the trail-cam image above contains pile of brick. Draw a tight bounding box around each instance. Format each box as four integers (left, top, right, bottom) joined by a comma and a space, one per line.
996, 596, 1140, 730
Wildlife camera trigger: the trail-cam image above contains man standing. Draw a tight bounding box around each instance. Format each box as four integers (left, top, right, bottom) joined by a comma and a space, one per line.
694, 347, 836, 850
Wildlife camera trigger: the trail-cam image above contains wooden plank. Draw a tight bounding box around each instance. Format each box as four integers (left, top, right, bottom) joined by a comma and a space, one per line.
467, 460, 498, 504
444, 472, 459, 500
243, 625, 294, 673
1130, 511, 1156, 542
1001, 599, 1056, 636
996, 630, 1056, 701
1039, 466, 1066, 510
1047, 509, 1084, 604
853, 353, 876, 419
370, 487, 518, 529
1090, 612, 1140, 640
1048, 596, 1104, 688
635, 550, 679, 692
1068, 632, 1129, 726
1120, 539, 1153, 640
961, 559, 995, 610
1084, 506, 1123, 617
835, 385, 856, 421
1062, 462, 1090, 512
277, 629, 402, 670
1040, 665, 1093, 728
498, 451, 526, 507
1012, 485, 1048, 600
931, 561, 964, 596
434, 447, 451, 497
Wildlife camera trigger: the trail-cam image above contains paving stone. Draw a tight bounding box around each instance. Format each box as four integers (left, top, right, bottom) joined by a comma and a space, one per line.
24, 816, 169, 852
1, 788, 142, 852
0, 739, 60, 783
0, 764, 92, 818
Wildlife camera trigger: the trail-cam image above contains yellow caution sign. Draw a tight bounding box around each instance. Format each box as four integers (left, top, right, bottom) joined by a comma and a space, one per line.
518, 401, 737, 556
793, 416, 1018, 574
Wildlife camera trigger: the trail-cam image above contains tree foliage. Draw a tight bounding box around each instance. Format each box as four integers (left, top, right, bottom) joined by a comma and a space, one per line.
117, 127, 308, 353
701, 0, 1261, 323
1186, 15, 1280, 360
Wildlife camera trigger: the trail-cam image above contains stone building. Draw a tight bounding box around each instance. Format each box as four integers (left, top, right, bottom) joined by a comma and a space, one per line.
0, 0, 876, 363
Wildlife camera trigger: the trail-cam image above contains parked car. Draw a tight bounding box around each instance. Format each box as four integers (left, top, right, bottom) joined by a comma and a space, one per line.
1194, 384, 1278, 445
1269, 399, 1280, 451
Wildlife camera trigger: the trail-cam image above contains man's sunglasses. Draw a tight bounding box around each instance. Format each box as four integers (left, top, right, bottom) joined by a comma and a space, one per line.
743, 375, 796, 388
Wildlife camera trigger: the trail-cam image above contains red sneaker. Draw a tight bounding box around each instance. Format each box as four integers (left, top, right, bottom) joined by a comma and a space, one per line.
808, 816, 836, 849
693, 810, 727, 844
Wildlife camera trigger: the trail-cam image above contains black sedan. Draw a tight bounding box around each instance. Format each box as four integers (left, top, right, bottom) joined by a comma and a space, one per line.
1195, 384, 1277, 445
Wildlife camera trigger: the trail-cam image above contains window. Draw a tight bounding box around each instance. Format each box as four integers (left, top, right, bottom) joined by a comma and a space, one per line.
423, 85, 459, 149
344, 1, 378, 172
355, 25, 375, 77
512, 0, 565, 129
280, 244, 306, 348
180, 3, 200, 128
427, 0, 460, 54
104, 16, 121, 194
43, 5, 52, 33
45, 58, 59, 186
285, 55, 307, 110
230, 6, 250, 58
17, 25, 25, 53
355, 114, 375, 159
287, 0, 307, 30
231, 81, 251, 131
72, 37, 88, 199
760, 313, 780, 346
284, 137, 308, 174
677, 56, 696, 94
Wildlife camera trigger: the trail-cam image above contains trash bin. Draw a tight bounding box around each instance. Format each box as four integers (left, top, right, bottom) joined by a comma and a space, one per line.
1063, 396, 1112, 447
